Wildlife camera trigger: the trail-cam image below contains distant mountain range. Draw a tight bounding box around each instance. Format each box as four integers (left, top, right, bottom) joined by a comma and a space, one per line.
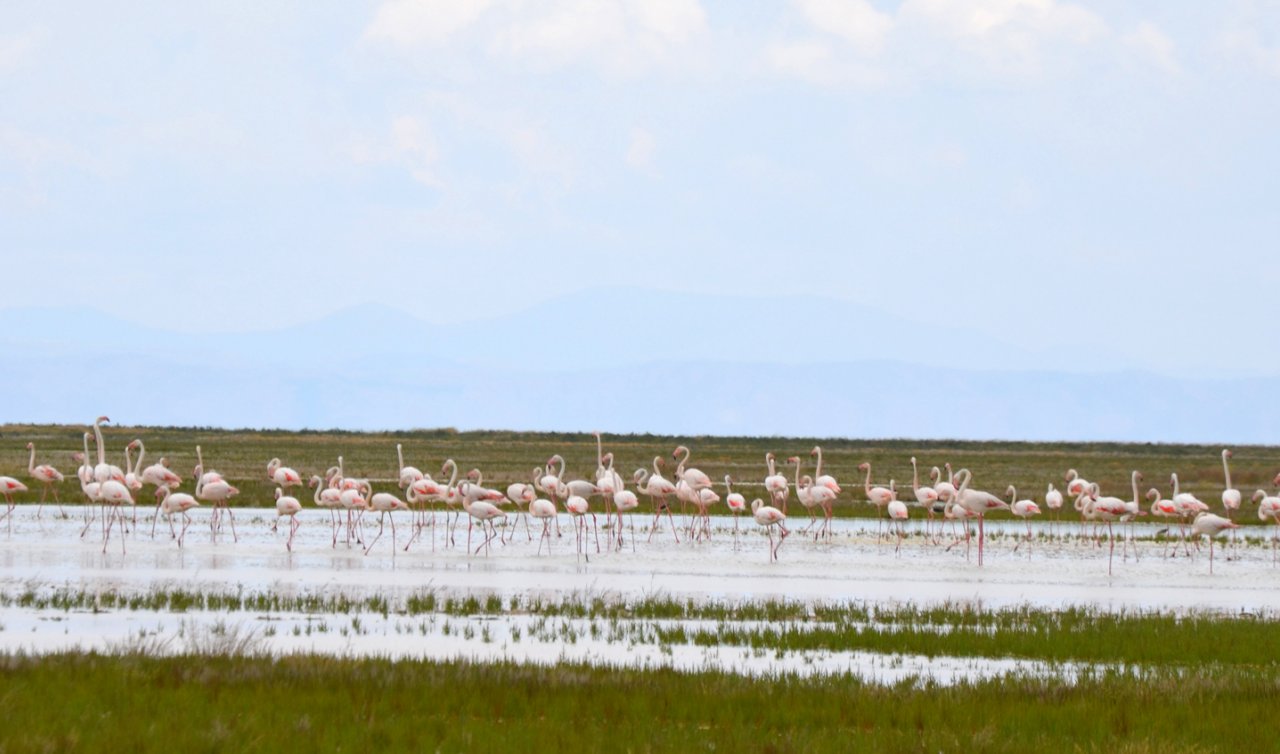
0, 290, 1272, 443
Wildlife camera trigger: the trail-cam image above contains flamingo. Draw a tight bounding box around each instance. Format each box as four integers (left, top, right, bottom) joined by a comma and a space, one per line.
612, 487, 640, 552
135, 441, 182, 502
810, 446, 841, 495
539, 455, 565, 538
910, 457, 938, 540
338, 484, 368, 547
564, 493, 599, 561
1006, 485, 1042, 556
529, 496, 559, 555
267, 458, 303, 488
1253, 490, 1280, 563
1121, 471, 1148, 558
438, 459, 464, 547
1148, 488, 1186, 558
886, 482, 909, 555
636, 457, 679, 543
506, 468, 540, 542
673, 445, 712, 530
1083, 481, 1130, 575
404, 476, 444, 551
195, 463, 239, 543
951, 469, 1009, 566
688, 486, 720, 542
156, 487, 199, 547
397, 444, 424, 489
97, 478, 133, 553
461, 488, 507, 556
724, 475, 746, 550
594, 433, 624, 528
364, 490, 409, 555
90, 416, 125, 484
858, 462, 894, 542
800, 473, 837, 540
750, 498, 789, 562
932, 465, 957, 503
194, 446, 223, 488
787, 456, 819, 534
1171, 473, 1208, 515
1044, 483, 1064, 533
273, 488, 303, 552
764, 452, 789, 513
25, 442, 64, 517
1191, 512, 1239, 574
1221, 449, 1242, 558
1065, 468, 1090, 498
0, 475, 29, 527
309, 474, 343, 548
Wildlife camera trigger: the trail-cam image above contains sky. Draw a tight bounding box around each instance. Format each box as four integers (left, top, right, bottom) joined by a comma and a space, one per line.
2, 1, 1279, 376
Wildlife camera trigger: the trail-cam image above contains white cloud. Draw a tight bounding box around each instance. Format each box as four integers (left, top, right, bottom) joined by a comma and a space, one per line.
766, 39, 884, 86
625, 127, 657, 173
363, 0, 707, 73
391, 115, 443, 187
1216, 27, 1280, 78
362, 0, 493, 46
1122, 22, 1178, 74
794, 0, 894, 56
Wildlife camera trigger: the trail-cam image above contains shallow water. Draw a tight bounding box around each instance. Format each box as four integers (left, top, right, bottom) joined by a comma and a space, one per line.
0, 506, 1270, 679
0, 506, 1271, 612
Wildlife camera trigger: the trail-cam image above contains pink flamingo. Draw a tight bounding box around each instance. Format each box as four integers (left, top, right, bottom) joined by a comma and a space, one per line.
859, 462, 894, 542
910, 457, 938, 540
724, 475, 746, 550
801, 474, 837, 539
886, 481, 909, 555
397, 444, 424, 489
764, 452, 789, 513
0, 475, 29, 527
530, 496, 559, 555
267, 458, 303, 488
612, 487, 640, 551
1044, 483, 1064, 534
1191, 512, 1239, 574
364, 490, 409, 555
25, 442, 64, 517
195, 462, 239, 543
951, 469, 1009, 566
1083, 482, 1129, 575
1148, 488, 1186, 558
97, 478, 133, 553
750, 498, 789, 562
1006, 485, 1041, 556
156, 487, 199, 547
810, 446, 841, 495
309, 475, 343, 548
564, 493, 599, 561
1221, 449, 1242, 557
273, 488, 303, 552
461, 489, 506, 556
1252, 490, 1280, 563
636, 458, 679, 543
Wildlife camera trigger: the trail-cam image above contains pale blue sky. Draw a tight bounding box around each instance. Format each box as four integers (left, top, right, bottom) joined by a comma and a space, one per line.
3, 1, 1279, 376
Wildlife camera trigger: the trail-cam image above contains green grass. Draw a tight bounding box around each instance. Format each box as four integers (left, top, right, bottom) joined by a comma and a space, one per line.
0, 652, 1269, 752
3, 423, 1275, 522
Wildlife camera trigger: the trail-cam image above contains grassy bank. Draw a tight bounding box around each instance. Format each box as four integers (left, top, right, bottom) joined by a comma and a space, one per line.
2, 423, 1276, 520
0, 652, 1270, 752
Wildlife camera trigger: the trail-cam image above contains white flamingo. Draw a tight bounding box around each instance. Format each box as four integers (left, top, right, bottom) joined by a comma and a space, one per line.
750, 498, 789, 562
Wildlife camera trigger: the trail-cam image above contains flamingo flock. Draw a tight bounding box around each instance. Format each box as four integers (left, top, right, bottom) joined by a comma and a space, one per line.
4, 421, 1276, 572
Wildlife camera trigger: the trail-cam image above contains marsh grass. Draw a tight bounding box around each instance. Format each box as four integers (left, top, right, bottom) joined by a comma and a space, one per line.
7, 584, 1279, 667
2, 423, 1274, 522
0, 653, 1272, 752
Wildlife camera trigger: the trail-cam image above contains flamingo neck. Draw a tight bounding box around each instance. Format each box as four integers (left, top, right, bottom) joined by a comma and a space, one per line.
92, 418, 106, 465
28, 445, 36, 474
1222, 452, 1233, 489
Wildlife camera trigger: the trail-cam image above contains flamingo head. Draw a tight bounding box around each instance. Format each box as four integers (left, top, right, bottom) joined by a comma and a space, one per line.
160, 457, 170, 467
1224, 449, 1233, 459
858, 462, 870, 472
25, 442, 33, 450
1273, 473, 1280, 487
1135, 471, 1144, 482
72, 452, 84, 462
127, 440, 139, 449
97, 415, 110, 424
787, 456, 800, 465
810, 446, 820, 456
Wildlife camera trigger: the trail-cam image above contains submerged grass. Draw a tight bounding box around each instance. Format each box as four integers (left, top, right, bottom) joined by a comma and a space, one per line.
0, 652, 1272, 752
6, 584, 1279, 668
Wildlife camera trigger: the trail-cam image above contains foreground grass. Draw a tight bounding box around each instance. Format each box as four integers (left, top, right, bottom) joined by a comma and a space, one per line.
0, 653, 1269, 752
2, 423, 1276, 521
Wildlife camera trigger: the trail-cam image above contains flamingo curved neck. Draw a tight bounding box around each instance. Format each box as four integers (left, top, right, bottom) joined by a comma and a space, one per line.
92, 418, 106, 465
863, 463, 873, 495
